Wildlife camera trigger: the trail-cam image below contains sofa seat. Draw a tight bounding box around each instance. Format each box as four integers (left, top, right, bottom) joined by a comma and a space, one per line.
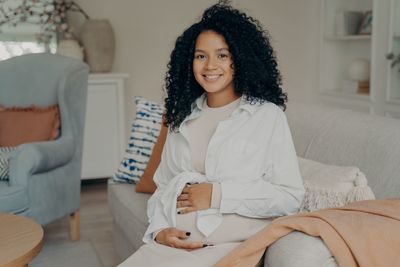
108, 180, 150, 259
0, 181, 29, 214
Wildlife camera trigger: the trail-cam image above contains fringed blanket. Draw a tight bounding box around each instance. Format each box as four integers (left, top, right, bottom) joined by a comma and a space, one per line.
214, 199, 400, 267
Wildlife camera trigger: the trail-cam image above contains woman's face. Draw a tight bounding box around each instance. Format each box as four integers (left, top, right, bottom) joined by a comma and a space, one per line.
193, 30, 235, 98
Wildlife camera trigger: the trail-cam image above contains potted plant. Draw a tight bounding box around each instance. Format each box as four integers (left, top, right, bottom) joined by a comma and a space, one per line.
386, 52, 400, 73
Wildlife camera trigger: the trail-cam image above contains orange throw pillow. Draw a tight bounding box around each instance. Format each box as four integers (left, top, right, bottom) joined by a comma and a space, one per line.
135, 123, 168, 194
0, 105, 60, 146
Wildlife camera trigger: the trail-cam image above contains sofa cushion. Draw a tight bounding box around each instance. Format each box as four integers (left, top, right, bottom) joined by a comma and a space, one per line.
298, 157, 375, 212
108, 180, 150, 249
0, 181, 29, 214
113, 97, 164, 183
0, 105, 60, 146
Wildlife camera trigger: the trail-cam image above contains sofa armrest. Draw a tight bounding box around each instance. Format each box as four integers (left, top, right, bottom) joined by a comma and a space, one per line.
265, 231, 338, 267
9, 136, 75, 187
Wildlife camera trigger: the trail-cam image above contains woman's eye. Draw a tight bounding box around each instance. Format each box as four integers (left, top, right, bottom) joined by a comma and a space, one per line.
218, 54, 229, 59
195, 54, 206, 60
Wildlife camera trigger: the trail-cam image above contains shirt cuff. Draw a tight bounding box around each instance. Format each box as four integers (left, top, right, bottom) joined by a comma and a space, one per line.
211, 182, 222, 209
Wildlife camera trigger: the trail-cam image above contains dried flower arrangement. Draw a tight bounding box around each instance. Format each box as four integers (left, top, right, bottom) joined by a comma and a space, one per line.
0, 0, 89, 43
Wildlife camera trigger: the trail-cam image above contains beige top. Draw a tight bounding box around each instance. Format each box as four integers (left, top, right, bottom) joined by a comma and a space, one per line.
186, 97, 241, 174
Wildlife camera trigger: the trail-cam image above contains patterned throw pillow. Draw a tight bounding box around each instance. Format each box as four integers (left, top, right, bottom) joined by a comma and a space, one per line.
298, 157, 375, 212
0, 146, 17, 181
113, 96, 164, 183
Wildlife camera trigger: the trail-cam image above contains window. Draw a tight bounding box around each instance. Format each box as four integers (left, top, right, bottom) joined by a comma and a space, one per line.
0, 0, 56, 60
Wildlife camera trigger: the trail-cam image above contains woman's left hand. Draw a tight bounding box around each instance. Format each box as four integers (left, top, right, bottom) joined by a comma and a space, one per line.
176, 183, 212, 214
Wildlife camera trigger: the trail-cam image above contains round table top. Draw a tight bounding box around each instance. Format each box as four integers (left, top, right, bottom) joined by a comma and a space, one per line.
0, 213, 44, 267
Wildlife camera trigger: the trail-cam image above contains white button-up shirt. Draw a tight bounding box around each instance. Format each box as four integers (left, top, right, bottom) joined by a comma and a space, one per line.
143, 94, 305, 243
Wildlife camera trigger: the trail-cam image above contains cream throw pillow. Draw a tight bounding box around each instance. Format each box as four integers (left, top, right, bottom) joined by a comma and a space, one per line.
298, 157, 375, 212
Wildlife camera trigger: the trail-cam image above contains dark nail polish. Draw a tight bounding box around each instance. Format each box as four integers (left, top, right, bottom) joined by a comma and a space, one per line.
186, 232, 191, 236
177, 211, 181, 214
202, 244, 208, 247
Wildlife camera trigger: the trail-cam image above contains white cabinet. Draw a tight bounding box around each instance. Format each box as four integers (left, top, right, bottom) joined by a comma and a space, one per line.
81, 73, 128, 179
318, 0, 400, 118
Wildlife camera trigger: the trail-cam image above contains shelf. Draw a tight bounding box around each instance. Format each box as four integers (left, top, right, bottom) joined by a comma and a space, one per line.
320, 90, 370, 102
387, 98, 400, 105
325, 35, 371, 41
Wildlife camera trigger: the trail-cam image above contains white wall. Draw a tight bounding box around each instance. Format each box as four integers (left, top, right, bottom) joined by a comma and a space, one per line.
72, 0, 320, 126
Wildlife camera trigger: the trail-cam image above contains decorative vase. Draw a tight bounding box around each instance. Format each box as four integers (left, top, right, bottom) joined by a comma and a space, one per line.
56, 39, 84, 60
80, 19, 115, 73
348, 58, 370, 82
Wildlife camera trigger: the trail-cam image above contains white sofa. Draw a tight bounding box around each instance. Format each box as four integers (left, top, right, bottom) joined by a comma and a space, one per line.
108, 102, 400, 266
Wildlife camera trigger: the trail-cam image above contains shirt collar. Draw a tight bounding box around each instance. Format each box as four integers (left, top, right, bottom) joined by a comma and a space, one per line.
180, 93, 261, 133
191, 93, 260, 115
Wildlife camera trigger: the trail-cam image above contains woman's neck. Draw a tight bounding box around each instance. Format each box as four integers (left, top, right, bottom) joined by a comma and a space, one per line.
206, 91, 241, 108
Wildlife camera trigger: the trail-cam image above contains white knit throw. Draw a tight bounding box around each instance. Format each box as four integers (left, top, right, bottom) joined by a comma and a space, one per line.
298, 157, 375, 212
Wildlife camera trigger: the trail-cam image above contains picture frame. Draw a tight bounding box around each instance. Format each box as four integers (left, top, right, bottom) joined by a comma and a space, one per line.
358, 10, 372, 35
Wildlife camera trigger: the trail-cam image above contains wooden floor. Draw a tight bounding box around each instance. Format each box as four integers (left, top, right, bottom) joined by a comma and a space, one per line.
40, 179, 120, 267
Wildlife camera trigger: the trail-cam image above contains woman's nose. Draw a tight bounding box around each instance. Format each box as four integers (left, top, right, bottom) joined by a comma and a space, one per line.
205, 57, 217, 70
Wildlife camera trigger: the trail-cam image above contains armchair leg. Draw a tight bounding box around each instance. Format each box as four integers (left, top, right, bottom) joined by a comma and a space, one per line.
69, 211, 80, 241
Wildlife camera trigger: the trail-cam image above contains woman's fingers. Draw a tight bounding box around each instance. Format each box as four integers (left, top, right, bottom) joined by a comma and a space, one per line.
176, 200, 191, 208
177, 207, 196, 214
168, 229, 204, 249
177, 193, 189, 201
157, 228, 210, 250
171, 237, 204, 250
171, 228, 191, 239
181, 186, 190, 194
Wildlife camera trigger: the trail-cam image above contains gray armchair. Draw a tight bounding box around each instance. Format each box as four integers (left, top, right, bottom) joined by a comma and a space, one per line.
0, 53, 89, 240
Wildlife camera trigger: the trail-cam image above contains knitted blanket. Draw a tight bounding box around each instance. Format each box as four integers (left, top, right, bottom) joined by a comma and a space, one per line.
214, 199, 400, 267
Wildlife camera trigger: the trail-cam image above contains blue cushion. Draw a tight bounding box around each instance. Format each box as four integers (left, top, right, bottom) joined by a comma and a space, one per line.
0, 181, 29, 214
113, 96, 164, 183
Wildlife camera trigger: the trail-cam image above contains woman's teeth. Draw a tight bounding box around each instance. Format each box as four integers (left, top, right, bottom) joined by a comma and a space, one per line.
204, 75, 221, 81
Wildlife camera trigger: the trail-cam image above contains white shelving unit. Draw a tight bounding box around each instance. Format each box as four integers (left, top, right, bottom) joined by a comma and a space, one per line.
318, 0, 400, 117
324, 35, 371, 41
81, 73, 129, 179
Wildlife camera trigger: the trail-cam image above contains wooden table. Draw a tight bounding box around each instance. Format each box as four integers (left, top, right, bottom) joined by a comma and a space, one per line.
0, 213, 44, 267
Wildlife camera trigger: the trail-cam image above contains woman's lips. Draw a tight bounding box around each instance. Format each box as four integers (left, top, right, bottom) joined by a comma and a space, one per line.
203, 74, 222, 81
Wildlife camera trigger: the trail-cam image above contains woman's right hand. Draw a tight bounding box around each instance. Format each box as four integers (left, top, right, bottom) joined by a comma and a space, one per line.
155, 227, 205, 250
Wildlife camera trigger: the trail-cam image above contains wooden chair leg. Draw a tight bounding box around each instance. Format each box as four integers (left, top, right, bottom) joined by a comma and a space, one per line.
69, 211, 80, 241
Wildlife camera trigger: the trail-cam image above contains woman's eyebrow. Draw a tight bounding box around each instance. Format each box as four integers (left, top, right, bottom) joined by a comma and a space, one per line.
194, 48, 230, 52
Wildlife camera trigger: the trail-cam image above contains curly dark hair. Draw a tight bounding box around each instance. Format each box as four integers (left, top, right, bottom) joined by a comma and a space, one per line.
164, 0, 287, 131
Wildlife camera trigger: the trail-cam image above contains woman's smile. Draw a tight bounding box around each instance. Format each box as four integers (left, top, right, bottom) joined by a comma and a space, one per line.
202, 74, 223, 82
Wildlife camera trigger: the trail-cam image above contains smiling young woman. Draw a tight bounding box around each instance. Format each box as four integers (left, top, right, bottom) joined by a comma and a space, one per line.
118, 1, 305, 266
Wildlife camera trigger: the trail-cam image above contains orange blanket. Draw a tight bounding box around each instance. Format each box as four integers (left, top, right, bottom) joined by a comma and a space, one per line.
214, 199, 400, 267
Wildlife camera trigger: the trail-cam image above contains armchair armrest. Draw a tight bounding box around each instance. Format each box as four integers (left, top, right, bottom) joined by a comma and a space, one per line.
9, 136, 75, 187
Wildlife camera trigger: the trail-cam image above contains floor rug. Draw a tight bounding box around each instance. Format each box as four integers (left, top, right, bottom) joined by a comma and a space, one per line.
31, 240, 102, 267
